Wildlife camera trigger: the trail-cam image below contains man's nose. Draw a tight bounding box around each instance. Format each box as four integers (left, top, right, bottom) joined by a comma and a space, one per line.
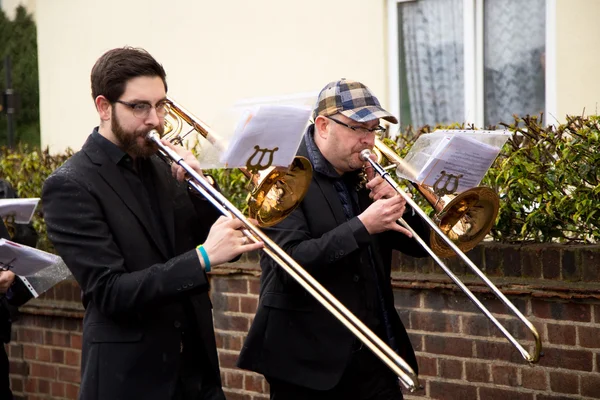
360, 131, 376, 146
145, 107, 161, 126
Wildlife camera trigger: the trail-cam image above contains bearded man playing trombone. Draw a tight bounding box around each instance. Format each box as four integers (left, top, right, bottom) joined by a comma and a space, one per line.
238, 79, 431, 399
42, 47, 262, 400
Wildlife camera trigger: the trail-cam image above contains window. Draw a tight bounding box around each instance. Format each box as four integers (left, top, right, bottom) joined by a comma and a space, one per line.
388, 0, 554, 129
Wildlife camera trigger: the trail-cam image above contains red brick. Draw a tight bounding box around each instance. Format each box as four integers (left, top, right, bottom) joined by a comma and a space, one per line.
491, 365, 519, 387
225, 371, 244, 389
36, 347, 52, 362
547, 323, 576, 345
218, 351, 238, 369
226, 295, 241, 312
424, 336, 473, 358
24, 377, 37, 392
70, 334, 82, 349
249, 278, 260, 295
214, 331, 224, 348
582, 373, 600, 397
30, 363, 57, 379
484, 296, 528, 317
65, 383, 80, 398
410, 311, 460, 333
549, 371, 579, 394
8, 343, 22, 358
52, 348, 65, 364
428, 381, 477, 400
9, 360, 28, 375
51, 381, 66, 397
10, 377, 23, 392
244, 374, 266, 393
393, 289, 421, 309
532, 299, 591, 322
408, 333, 423, 352
240, 296, 259, 314
45, 331, 70, 347
465, 362, 490, 383
212, 278, 248, 294
213, 313, 250, 331
423, 292, 476, 314
65, 350, 80, 366
522, 367, 548, 390
476, 340, 526, 364
18, 328, 44, 344
578, 326, 600, 348
439, 359, 462, 380
416, 356, 437, 377
479, 387, 534, 400
63, 318, 83, 332
58, 366, 80, 383
538, 347, 593, 372
37, 379, 50, 394
222, 390, 252, 400
22, 344, 36, 360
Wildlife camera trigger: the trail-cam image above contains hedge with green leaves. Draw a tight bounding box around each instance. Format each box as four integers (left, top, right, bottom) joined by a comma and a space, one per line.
1, 114, 598, 253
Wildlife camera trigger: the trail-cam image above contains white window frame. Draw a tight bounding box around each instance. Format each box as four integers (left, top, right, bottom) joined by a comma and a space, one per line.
387, 0, 556, 127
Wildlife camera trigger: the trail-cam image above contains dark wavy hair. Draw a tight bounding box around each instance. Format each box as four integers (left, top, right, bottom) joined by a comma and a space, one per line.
90, 46, 167, 103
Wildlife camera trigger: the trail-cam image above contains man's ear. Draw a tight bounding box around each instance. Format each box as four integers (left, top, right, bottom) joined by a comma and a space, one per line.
95, 96, 112, 121
314, 115, 330, 139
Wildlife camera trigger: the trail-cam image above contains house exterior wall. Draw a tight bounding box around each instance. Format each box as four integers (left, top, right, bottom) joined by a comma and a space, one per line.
35, 0, 390, 153
555, 0, 600, 119
20, 0, 600, 152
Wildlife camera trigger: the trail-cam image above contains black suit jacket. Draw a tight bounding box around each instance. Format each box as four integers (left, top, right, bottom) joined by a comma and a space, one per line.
42, 134, 223, 400
237, 135, 430, 390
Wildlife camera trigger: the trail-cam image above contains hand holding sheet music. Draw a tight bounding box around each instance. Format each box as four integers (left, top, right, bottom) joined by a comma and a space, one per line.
0, 198, 40, 223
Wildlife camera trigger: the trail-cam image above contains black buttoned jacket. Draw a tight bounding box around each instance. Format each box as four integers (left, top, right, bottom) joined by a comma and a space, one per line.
237, 136, 430, 390
42, 133, 222, 400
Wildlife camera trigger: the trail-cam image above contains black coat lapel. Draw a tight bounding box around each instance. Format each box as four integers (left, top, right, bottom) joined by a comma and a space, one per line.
83, 137, 171, 260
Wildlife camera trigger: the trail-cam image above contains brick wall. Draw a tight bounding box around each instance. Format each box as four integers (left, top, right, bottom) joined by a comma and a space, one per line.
8, 243, 600, 399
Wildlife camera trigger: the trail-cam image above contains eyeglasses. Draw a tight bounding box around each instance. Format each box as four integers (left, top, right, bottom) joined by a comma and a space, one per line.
115, 100, 171, 119
327, 117, 386, 136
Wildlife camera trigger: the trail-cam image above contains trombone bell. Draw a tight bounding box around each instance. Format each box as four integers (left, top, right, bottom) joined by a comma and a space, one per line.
431, 187, 499, 258
247, 156, 312, 227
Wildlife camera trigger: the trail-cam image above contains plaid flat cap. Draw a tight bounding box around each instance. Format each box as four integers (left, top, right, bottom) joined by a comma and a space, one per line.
312, 79, 398, 124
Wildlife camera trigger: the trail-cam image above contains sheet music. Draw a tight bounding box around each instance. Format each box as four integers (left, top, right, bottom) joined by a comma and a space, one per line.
0, 198, 40, 223
416, 134, 501, 193
0, 238, 62, 276
0, 239, 72, 298
219, 105, 310, 169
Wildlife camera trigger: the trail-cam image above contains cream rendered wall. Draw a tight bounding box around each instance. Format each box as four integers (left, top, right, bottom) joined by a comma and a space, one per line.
555, 0, 600, 119
36, 0, 390, 153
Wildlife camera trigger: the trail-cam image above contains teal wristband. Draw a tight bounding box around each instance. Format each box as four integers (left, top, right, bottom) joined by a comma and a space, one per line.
197, 245, 211, 273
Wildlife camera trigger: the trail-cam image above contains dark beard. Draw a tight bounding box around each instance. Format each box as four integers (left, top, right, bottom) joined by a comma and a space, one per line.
111, 109, 160, 158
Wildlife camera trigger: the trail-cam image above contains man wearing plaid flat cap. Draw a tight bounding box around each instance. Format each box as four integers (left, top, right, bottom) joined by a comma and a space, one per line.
238, 79, 430, 399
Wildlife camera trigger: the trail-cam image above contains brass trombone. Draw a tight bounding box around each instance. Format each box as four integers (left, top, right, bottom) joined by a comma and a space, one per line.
146, 103, 423, 391
161, 97, 313, 227
361, 143, 542, 364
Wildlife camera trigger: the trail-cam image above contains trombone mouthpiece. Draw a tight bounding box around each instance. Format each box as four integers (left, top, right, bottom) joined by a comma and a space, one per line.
147, 130, 160, 141
360, 149, 372, 161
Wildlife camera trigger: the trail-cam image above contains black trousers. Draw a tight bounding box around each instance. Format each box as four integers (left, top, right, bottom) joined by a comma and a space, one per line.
172, 331, 225, 400
0, 344, 12, 400
266, 344, 404, 400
